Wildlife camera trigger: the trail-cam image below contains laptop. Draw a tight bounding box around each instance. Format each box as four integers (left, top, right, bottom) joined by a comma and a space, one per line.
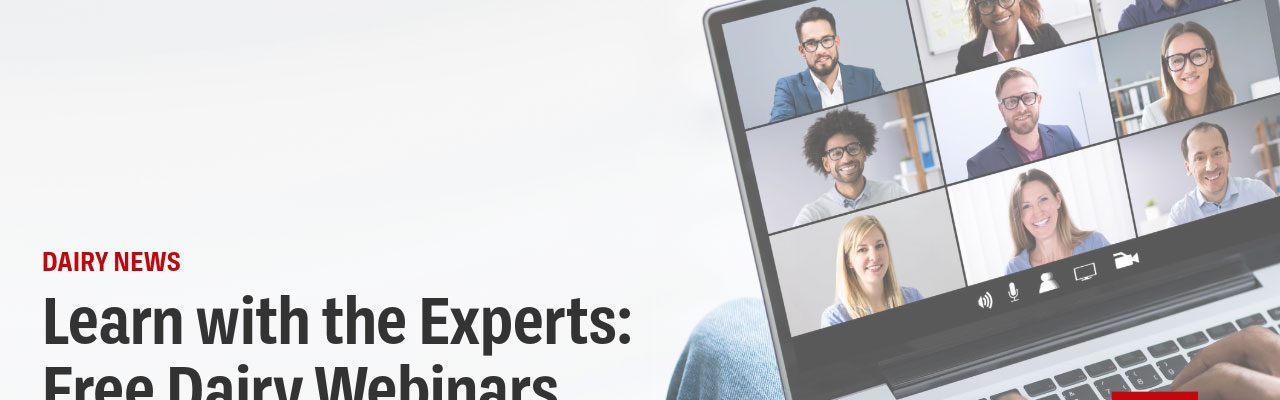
703, 0, 1280, 398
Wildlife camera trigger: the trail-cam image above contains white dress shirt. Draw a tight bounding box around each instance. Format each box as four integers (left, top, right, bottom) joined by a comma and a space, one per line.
809, 67, 844, 109
982, 19, 1037, 62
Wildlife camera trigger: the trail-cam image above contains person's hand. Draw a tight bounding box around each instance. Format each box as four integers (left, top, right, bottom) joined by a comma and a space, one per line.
1171, 326, 1280, 399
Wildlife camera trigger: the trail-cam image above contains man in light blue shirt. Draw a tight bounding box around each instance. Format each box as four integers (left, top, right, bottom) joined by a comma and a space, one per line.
1169, 122, 1277, 226
794, 109, 909, 227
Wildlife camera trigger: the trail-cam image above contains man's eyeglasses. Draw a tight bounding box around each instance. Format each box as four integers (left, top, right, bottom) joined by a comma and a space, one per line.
802, 36, 836, 53
973, 0, 1016, 16
824, 142, 864, 161
999, 92, 1039, 110
1165, 48, 1212, 72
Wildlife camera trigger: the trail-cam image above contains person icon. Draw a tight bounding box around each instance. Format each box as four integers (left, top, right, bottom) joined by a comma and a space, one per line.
1039, 272, 1059, 293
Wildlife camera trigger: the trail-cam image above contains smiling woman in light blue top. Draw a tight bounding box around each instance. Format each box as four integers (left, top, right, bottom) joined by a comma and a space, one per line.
1005, 169, 1109, 275
820, 215, 923, 328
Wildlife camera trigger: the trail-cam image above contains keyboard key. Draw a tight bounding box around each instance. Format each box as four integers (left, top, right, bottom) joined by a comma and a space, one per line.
1024, 378, 1056, 397
1207, 322, 1238, 340
1154, 385, 1172, 391
1268, 306, 1280, 321
1147, 341, 1179, 358
1124, 365, 1163, 390
1084, 360, 1117, 377
1237, 313, 1267, 328
1039, 395, 1062, 400
1114, 350, 1147, 368
1177, 332, 1209, 348
1062, 384, 1100, 400
1094, 374, 1131, 399
1156, 355, 1189, 380
990, 389, 1021, 400
1055, 369, 1088, 387
1188, 349, 1202, 360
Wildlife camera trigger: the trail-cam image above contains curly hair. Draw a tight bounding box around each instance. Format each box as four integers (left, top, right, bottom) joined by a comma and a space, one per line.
802, 109, 878, 176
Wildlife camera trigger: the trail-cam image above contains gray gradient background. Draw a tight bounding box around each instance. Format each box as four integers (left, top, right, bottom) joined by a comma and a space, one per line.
723, 0, 924, 128
770, 189, 965, 336
748, 86, 935, 233
1098, 0, 1279, 111
1118, 95, 1279, 230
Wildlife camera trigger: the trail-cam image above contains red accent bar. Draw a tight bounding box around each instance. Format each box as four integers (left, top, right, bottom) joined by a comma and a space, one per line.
1113, 392, 1197, 400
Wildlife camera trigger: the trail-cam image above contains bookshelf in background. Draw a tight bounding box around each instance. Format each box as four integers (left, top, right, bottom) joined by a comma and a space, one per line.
1110, 77, 1163, 135
1255, 116, 1280, 191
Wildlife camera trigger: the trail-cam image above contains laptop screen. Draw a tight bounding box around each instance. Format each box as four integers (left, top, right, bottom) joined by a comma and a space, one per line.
705, 0, 1280, 396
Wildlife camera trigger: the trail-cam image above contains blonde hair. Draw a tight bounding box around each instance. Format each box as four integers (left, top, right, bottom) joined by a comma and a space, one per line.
1007, 169, 1092, 260
1159, 22, 1234, 122
835, 215, 905, 319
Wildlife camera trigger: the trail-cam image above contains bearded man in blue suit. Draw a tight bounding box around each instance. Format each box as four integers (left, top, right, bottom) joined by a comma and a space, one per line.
769, 7, 885, 123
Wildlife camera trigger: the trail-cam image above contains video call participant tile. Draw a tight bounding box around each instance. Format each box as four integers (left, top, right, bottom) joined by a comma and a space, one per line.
748, 86, 938, 233
927, 41, 1115, 184
1119, 93, 1279, 236
722, 0, 924, 128
947, 141, 1137, 285
769, 189, 964, 337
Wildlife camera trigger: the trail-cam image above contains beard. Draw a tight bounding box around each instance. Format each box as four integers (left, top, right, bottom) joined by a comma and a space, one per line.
1009, 112, 1039, 136
808, 55, 838, 77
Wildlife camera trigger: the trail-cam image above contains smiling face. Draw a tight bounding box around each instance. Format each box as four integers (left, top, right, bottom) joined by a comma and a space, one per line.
797, 20, 840, 77
1184, 127, 1232, 201
846, 227, 890, 287
980, 0, 1021, 38
997, 76, 1042, 136
822, 133, 865, 185
1018, 180, 1061, 242
1166, 32, 1214, 98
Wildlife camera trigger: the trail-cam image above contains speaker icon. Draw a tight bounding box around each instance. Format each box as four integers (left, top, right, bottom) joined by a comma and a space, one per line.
977, 291, 994, 309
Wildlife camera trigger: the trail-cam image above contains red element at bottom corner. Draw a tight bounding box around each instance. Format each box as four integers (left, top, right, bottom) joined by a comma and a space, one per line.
1113, 392, 1196, 400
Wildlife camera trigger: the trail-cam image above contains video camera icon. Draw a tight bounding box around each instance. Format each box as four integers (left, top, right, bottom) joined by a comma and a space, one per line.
1114, 252, 1140, 269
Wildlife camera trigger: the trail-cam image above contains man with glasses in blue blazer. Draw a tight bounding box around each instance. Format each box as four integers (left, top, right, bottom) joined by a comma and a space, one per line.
769, 7, 885, 123
966, 67, 1081, 179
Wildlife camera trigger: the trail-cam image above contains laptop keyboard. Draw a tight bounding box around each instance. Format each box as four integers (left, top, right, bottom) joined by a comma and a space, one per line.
982, 306, 1280, 400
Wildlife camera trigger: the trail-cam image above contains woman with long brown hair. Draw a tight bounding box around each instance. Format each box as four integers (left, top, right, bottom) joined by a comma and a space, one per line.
820, 215, 922, 327
1004, 169, 1109, 275
1140, 21, 1235, 130
954, 0, 1066, 74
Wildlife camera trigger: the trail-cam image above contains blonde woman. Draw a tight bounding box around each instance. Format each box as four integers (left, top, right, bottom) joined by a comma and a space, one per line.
1140, 21, 1235, 130
1004, 169, 1109, 275
820, 215, 922, 327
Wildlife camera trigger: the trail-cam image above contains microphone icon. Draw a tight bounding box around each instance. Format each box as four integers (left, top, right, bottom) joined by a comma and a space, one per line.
1008, 282, 1019, 302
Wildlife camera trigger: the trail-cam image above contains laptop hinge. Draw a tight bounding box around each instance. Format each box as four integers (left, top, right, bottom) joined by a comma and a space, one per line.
878, 259, 1257, 398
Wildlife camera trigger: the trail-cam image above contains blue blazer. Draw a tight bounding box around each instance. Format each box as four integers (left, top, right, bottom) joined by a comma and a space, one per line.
769, 64, 884, 123
966, 124, 1081, 179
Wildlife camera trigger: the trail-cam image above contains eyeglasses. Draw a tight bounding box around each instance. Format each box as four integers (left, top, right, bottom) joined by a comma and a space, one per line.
801, 36, 836, 53
824, 142, 864, 160
999, 92, 1039, 110
974, 0, 1016, 16
1165, 47, 1212, 72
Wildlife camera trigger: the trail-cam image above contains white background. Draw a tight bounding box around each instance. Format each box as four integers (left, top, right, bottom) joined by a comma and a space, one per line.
0, 1, 762, 398
947, 141, 1138, 284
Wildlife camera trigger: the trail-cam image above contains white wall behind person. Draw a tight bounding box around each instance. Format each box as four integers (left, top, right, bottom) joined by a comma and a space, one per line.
770, 189, 965, 336
1098, 0, 1279, 109
929, 41, 1113, 184
1119, 95, 1279, 235
748, 87, 935, 233
949, 142, 1137, 285
908, 0, 1099, 81
723, 0, 924, 128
